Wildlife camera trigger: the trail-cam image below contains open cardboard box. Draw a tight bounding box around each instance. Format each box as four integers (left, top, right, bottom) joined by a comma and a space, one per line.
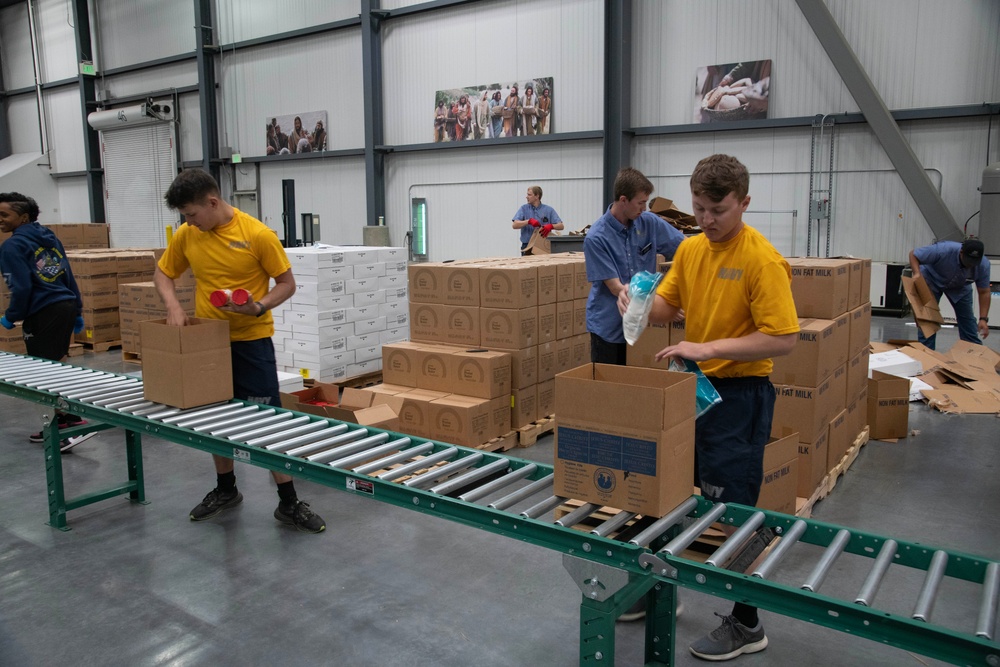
900, 274, 943, 338
282, 384, 400, 429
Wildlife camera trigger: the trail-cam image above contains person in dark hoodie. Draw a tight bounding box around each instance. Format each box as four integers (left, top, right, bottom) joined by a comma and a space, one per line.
0, 192, 91, 449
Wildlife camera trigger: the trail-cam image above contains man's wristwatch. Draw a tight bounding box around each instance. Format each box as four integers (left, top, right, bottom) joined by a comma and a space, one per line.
255, 301, 269, 317
980, 317, 989, 323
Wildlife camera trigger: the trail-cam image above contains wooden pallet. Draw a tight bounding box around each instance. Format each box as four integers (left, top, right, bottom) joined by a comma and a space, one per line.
796, 426, 871, 518
476, 431, 518, 453
122, 351, 142, 365
66, 343, 84, 358
77, 339, 122, 353
331, 371, 384, 390
517, 415, 555, 447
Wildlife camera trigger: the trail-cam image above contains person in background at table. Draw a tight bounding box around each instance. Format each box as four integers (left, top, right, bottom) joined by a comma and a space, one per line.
511, 186, 565, 254
585, 167, 685, 365
0, 192, 91, 452
908, 238, 990, 350
155, 169, 326, 534
626, 154, 799, 660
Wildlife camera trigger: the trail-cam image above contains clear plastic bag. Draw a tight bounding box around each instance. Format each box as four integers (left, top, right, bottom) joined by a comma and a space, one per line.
623, 271, 664, 345
669, 358, 723, 419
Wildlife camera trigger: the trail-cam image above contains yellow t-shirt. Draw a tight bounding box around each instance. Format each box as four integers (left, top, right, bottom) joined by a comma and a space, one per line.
655, 224, 799, 378
157, 209, 291, 341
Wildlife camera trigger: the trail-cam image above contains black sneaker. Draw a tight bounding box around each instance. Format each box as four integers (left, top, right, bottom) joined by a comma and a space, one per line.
59, 432, 98, 453
274, 500, 326, 533
689, 613, 767, 661
189, 488, 243, 521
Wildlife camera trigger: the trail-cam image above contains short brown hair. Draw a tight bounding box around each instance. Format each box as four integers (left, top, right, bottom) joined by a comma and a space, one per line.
529, 185, 543, 199
613, 167, 654, 201
690, 154, 749, 202
164, 169, 220, 209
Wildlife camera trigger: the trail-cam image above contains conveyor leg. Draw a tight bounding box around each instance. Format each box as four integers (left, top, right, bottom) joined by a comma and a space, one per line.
125, 430, 147, 504
43, 419, 70, 531
580, 596, 618, 665
645, 583, 678, 666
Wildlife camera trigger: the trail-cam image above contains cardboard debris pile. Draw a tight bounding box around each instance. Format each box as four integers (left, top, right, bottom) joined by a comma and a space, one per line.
648, 197, 698, 232
869, 340, 1000, 415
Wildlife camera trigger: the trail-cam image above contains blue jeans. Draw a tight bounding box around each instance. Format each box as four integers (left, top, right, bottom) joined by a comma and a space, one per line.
916, 287, 981, 350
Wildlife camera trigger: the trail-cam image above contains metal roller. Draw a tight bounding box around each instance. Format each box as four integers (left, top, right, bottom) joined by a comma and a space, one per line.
104, 396, 154, 411
976, 562, 1000, 639
913, 550, 949, 622
307, 433, 391, 465
9, 367, 86, 384
117, 400, 158, 413
156, 402, 233, 424
488, 474, 554, 511
63, 379, 141, 400
3, 363, 78, 380
267, 423, 352, 453
459, 463, 537, 503
191, 408, 275, 432
555, 502, 600, 528
591, 510, 638, 538
855, 539, 898, 606
87, 388, 147, 406
629, 496, 700, 547
520, 495, 567, 519
165, 404, 247, 428
328, 437, 412, 470
211, 411, 293, 438
66, 382, 142, 403
430, 458, 510, 496
352, 443, 434, 475
752, 519, 807, 579
706, 511, 766, 568
21, 368, 96, 387
130, 404, 177, 417
403, 453, 484, 489
377, 447, 458, 482
36, 373, 115, 393
243, 420, 326, 448
661, 503, 728, 556
175, 405, 263, 430
802, 529, 851, 592
223, 414, 308, 441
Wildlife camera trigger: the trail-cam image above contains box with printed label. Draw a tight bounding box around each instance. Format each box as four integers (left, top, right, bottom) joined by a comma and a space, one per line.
846, 351, 869, 405
796, 428, 829, 498
379, 273, 408, 291
353, 262, 387, 280
827, 409, 850, 472
381, 341, 424, 387
507, 346, 538, 389
626, 323, 671, 370
867, 371, 909, 440
573, 260, 589, 300
757, 434, 799, 515
787, 258, 852, 318
555, 364, 696, 518
537, 303, 556, 344
536, 264, 557, 305
410, 303, 480, 347
427, 395, 496, 446
573, 299, 587, 336
408, 263, 479, 306
397, 388, 450, 437
380, 326, 409, 346
848, 302, 872, 358
537, 379, 555, 418
770, 317, 847, 386
556, 301, 574, 340
511, 384, 538, 429
555, 337, 574, 374
847, 389, 867, 441
140, 318, 233, 408
571, 333, 590, 368
480, 264, 537, 309
555, 263, 575, 302
537, 341, 556, 382
66, 251, 117, 277
378, 247, 408, 263
771, 371, 847, 444
480, 307, 537, 350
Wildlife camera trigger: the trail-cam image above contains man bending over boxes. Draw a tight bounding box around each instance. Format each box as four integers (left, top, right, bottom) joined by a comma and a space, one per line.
619, 154, 798, 661
155, 169, 325, 533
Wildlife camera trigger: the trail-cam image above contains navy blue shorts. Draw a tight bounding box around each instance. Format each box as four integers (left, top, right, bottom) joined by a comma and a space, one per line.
694, 376, 776, 506
231, 338, 281, 407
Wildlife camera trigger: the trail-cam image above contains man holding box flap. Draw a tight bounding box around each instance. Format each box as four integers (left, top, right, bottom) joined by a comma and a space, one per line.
586, 167, 685, 365
156, 169, 325, 534
908, 238, 990, 350
512, 185, 564, 254
623, 155, 799, 661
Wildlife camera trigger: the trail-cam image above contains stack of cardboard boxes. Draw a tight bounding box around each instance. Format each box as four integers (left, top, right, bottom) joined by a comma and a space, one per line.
66, 249, 160, 346
626, 257, 873, 513
0, 279, 26, 354
407, 254, 590, 432
271, 245, 409, 383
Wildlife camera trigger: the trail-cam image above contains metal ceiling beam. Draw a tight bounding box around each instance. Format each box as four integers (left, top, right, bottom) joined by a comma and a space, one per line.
361, 0, 386, 227
795, 0, 963, 242
194, 0, 220, 182
71, 0, 104, 222
0, 53, 10, 160
602, 0, 632, 207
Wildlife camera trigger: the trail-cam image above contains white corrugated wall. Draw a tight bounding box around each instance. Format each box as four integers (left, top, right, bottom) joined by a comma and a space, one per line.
216, 0, 359, 44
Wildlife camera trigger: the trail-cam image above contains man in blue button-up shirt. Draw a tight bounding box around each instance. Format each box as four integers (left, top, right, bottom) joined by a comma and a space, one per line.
908, 238, 991, 349
584, 168, 686, 364
512, 186, 564, 254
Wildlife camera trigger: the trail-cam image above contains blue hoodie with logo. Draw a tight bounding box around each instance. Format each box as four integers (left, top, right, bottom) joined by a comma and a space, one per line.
0, 222, 82, 322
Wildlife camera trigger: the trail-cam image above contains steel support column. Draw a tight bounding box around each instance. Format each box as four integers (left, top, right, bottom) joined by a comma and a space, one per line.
795, 0, 963, 242
71, 0, 105, 222
361, 0, 386, 227
194, 0, 220, 182
0, 62, 10, 160
602, 0, 632, 207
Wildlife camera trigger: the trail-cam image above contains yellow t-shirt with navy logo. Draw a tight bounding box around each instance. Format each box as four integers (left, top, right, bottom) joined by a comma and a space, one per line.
157, 209, 291, 341
655, 224, 799, 378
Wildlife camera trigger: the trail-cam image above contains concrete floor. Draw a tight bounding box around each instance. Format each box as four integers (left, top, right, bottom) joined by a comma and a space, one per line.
0, 315, 997, 667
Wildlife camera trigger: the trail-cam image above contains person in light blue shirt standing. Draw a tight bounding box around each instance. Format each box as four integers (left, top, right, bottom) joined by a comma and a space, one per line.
584, 167, 685, 365
512, 186, 564, 254
908, 238, 990, 349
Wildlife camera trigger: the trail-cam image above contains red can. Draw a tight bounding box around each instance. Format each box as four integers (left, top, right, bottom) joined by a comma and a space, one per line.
209, 289, 232, 307
231, 288, 252, 306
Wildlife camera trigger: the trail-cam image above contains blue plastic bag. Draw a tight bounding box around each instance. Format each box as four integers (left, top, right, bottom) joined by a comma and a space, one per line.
669, 357, 723, 419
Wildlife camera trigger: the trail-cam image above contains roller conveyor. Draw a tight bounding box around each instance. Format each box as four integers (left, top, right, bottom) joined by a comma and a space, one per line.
0, 351, 997, 667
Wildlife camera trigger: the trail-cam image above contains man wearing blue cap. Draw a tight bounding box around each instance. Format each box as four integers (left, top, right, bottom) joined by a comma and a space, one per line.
908, 238, 991, 349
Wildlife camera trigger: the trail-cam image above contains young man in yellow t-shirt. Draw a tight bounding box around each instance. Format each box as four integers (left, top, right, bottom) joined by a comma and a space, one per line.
620, 154, 798, 661
155, 169, 325, 534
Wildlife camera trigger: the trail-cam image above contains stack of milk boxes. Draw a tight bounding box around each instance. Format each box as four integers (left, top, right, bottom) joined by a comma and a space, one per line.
272, 245, 409, 382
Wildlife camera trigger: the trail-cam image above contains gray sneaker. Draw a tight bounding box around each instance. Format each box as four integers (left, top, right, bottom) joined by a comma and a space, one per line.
190, 488, 243, 521
689, 613, 767, 661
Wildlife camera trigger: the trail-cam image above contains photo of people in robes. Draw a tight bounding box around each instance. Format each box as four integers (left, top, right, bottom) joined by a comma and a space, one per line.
433, 78, 553, 142
265, 111, 329, 155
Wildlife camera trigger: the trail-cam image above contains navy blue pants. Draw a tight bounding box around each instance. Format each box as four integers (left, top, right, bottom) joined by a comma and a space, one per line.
231, 338, 281, 406
589, 333, 627, 365
23, 299, 76, 361
695, 376, 776, 506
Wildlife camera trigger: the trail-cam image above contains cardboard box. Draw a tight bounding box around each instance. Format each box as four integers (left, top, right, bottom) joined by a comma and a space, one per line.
511, 384, 538, 429
410, 303, 480, 347
427, 395, 495, 446
555, 337, 575, 374
554, 364, 696, 517
848, 302, 872, 358
537, 302, 556, 344
846, 394, 866, 442
827, 409, 850, 472
772, 371, 847, 444
901, 274, 944, 338
555, 263, 575, 302
77, 322, 120, 343
0, 325, 27, 354
838, 258, 865, 310
537, 341, 556, 382
81, 307, 120, 329
787, 258, 852, 319
408, 263, 480, 306
556, 301, 574, 340
289, 385, 399, 429
536, 264, 557, 305
451, 348, 511, 399
797, 429, 829, 498
536, 379, 555, 418
757, 435, 799, 515
770, 317, 848, 387
846, 351, 869, 405
480, 264, 537, 309
571, 333, 590, 368
508, 346, 538, 389
480, 307, 537, 350
397, 388, 450, 438
867, 371, 909, 440
626, 323, 671, 370
381, 341, 425, 387
524, 228, 551, 255
573, 260, 589, 300
140, 318, 233, 408
573, 299, 587, 336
